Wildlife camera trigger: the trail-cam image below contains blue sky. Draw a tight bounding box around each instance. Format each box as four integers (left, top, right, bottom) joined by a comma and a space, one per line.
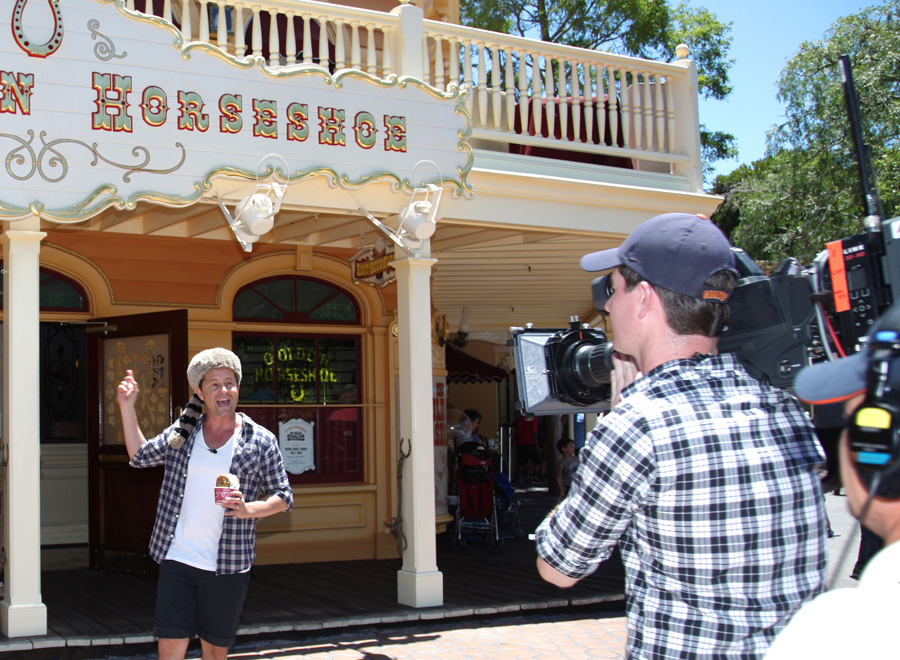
692, 0, 878, 182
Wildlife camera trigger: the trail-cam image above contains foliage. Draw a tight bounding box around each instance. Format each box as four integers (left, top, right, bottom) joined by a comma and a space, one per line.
459, 0, 736, 168
714, 1, 900, 265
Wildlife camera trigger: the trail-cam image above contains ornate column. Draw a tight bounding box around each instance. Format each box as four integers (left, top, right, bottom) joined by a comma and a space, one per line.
394, 254, 443, 608
1, 215, 48, 637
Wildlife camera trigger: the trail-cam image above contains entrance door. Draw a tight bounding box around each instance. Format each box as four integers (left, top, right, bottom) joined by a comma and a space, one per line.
87, 309, 188, 572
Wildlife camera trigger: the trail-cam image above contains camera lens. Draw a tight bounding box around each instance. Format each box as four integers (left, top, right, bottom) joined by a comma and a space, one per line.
573, 341, 615, 389
545, 328, 613, 406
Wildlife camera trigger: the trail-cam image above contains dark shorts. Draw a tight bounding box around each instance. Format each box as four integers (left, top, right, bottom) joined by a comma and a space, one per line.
517, 444, 540, 467
154, 560, 251, 648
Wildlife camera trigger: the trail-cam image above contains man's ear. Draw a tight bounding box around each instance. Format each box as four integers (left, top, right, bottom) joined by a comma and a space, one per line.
194, 386, 204, 403
636, 280, 655, 319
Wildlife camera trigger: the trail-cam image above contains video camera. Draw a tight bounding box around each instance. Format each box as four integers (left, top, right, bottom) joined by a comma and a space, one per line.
510, 55, 899, 415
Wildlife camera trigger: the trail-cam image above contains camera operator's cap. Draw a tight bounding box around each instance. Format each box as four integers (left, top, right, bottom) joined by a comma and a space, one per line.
794, 303, 900, 405
580, 213, 738, 302
187, 347, 242, 391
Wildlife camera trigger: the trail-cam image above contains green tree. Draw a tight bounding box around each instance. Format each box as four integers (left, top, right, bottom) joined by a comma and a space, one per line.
460, 0, 737, 171
715, 1, 900, 265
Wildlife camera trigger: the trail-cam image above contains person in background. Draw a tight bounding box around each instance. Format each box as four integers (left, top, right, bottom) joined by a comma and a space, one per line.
117, 348, 293, 660
514, 412, 540, 482
535, 213, 826, 659
767, 303, 900, 657
555, 437, 579, 499
463, 408, 485, 447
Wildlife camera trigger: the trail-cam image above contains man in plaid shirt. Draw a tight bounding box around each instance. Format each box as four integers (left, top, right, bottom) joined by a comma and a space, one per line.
117, 348, 292, 660
535, 214, 826, 659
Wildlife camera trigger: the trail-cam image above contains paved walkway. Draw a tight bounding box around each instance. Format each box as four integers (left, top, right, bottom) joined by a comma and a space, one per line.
103, 608, 629, 660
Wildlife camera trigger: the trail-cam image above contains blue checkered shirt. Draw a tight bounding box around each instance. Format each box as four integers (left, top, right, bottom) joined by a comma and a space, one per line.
130, 413, 293, 575
536, 353, 827, 659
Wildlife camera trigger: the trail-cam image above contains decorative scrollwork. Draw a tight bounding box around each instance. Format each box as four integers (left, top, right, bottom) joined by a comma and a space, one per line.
88, 19, 127, 61
0, 131, 187, 183
12, 0, 64, 58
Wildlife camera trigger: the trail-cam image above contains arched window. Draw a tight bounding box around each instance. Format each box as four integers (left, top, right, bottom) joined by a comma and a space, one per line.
233, 276, 363, 485
0, 266, 89, 311
233, 276, 358, 323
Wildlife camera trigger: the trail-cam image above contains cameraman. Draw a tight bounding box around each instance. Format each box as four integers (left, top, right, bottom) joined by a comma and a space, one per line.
534, 213, 827, 659
766, 304, 900, 658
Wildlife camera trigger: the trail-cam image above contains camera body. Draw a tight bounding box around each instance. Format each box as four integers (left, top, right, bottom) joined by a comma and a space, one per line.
511, 217, 900, 414
509, 320, 613, 415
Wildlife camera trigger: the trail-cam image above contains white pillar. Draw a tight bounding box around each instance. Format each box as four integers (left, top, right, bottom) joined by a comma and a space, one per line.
1, 216, 48, 637
670, 44, 703, 192
394, 254, 443, 608
390, 1, 425, 79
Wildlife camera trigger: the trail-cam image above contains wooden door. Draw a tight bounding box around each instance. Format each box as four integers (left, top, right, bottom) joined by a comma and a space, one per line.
87, 309, 188, 572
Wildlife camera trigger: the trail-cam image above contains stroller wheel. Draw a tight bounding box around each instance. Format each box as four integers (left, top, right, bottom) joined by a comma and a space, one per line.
515, 524, 527, 538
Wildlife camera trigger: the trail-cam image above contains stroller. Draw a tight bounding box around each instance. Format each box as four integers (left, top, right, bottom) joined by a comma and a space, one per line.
451, 446, 502, 551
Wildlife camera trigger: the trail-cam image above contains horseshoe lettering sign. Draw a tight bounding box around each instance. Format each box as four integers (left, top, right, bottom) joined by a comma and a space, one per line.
12, 0, 64, 58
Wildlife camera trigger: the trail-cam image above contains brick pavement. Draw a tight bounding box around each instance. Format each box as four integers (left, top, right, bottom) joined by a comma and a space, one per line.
226, 610, 629, 660
90, 609, 628, 660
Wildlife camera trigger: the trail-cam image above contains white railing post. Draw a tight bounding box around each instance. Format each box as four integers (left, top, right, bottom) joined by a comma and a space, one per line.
215, 0, 227, 49
583, 62, 594, 144
198, 0, 210, 42
334, 18, 346, 68
302, 14, 313, 63
234, 3, 246, 58
504, 50, 515, 132
531, 54, 541, 136
365, 24, 376, 74
390, 2, 425, 80
317, 16, 329, 67
285, 11, 297, 65
181, 0, 193, 41
268, 9, 280, 66
476, 44, 488, 127
670, 44, 703, 191
251, 6, 263, 58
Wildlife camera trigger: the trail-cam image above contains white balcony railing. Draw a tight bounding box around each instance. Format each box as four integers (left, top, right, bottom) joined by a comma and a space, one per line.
125, 0, 703, 189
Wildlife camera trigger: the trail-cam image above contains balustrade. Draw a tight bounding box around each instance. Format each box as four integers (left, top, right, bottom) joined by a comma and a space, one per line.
122, 0, 701, 187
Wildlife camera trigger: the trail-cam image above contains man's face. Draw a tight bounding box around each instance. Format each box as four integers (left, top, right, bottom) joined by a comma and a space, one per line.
604, 268, 640, 356
196, 367, 239, 419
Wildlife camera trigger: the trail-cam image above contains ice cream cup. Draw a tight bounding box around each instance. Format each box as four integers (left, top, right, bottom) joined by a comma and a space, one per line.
215, 473, 239, 504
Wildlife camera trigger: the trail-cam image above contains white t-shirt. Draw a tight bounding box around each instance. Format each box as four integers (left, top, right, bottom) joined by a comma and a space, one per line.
165, 427, 237, 571
765, 540, 900, 658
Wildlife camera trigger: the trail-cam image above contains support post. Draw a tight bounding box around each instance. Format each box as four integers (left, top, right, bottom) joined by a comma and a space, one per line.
394, 254, 443, 608
1, 215, 48, 637
670, 44, 704, 192
390, 1, 425, 80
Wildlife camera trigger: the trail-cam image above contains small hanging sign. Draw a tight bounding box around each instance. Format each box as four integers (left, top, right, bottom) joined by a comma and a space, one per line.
351, 238, 396, 287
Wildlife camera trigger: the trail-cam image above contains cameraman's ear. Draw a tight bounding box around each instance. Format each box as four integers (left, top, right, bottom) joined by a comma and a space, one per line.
843, 393, 865, 417
637, 281, 656, 318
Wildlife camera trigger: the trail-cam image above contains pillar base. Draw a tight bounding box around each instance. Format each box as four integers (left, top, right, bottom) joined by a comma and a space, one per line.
1, 600, 48, 638
397, 569, 443, 608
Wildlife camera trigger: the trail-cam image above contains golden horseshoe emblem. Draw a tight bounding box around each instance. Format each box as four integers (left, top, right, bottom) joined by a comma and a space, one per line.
12, 0, 64, 58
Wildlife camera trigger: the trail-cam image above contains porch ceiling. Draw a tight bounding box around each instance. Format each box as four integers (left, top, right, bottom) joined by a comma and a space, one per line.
48, 198, 622, 339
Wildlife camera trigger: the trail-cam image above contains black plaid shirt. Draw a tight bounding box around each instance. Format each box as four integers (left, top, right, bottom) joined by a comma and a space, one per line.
130, 413, 293, 575
536, 353, 827, 659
